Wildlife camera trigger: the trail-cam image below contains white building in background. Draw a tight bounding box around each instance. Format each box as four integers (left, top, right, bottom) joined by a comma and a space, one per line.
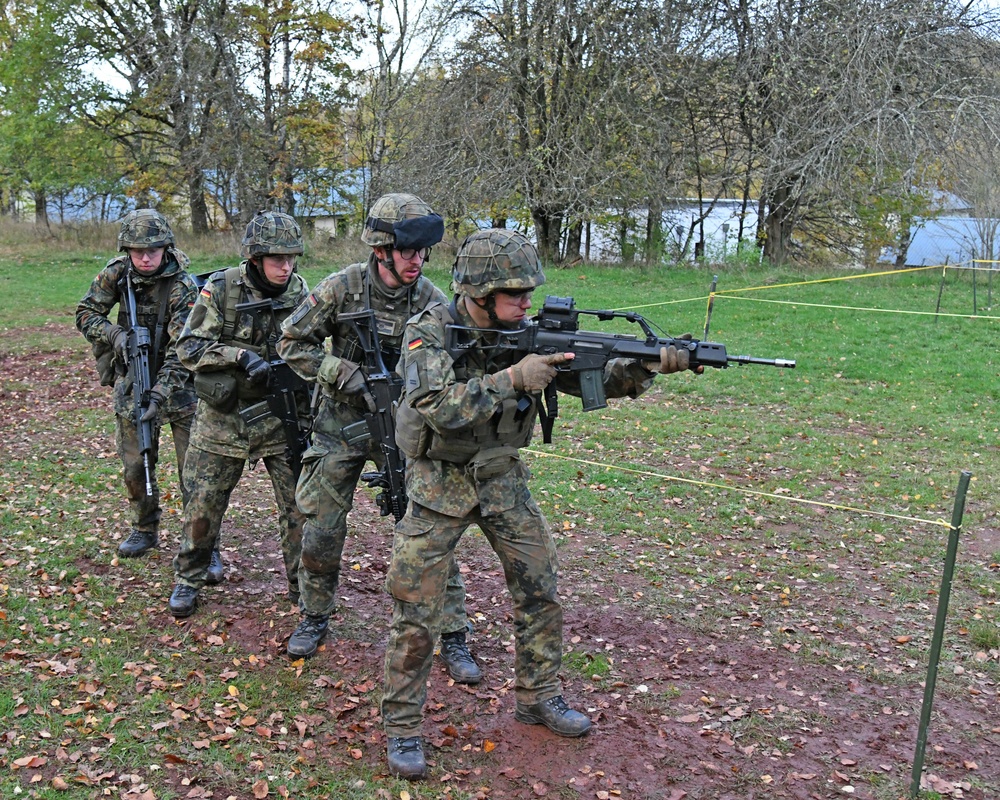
581, 199, 760, 263
876, 188, 1000, 267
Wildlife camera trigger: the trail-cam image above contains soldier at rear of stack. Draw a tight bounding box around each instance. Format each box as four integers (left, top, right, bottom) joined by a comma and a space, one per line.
76, 209, 222, 582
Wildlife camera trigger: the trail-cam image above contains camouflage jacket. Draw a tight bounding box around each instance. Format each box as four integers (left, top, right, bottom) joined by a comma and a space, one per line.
177, 262, 310, 459
75, 249, 197, 421
277, 255, 445, 438
398, 298, 657, 517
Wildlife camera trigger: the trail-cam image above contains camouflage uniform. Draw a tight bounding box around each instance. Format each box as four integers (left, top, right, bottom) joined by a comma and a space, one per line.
380, 297, 657, 738
173, 262, 309, 593
277, 256, 470, 628
76, 247, 198, 544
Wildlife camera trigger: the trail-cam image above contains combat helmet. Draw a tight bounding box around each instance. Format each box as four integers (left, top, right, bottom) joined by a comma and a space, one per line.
117, 209, 175, 252
361, 193, 444, 250
452, 228, 545, 298
241, 211, 304, 258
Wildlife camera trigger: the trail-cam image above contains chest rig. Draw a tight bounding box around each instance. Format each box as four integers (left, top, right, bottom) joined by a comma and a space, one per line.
332, 262, 438, 374
214, 266, 281, 356
395, 302, 539, 466
115, 262, 175, 377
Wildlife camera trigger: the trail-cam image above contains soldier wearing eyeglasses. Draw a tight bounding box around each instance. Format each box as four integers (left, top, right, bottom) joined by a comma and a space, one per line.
379, 228, 691, 779
276, 193, 477, 671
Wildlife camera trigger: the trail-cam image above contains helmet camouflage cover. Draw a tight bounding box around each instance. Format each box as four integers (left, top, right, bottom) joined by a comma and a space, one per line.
361, 193, 443, 248
241, 211, 304, 258
452, 228, 546, 298
117, 209, 175, 251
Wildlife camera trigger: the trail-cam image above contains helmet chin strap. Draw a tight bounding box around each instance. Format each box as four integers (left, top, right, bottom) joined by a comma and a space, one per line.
378, 251, 407, 286
472, 294, 500, 324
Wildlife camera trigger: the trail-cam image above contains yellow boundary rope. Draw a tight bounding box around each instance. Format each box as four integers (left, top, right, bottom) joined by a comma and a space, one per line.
614, 263, 1000, 321
522, 450, 954, 530
713, 295, 1000, 320
578, 264, 978, 530
616, 265, 947, 313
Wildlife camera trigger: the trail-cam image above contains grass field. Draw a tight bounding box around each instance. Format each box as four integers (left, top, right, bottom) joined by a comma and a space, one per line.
1, 239, 998, 800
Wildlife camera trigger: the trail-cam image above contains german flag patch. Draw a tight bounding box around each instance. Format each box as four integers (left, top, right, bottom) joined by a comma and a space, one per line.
407, 337, 423, 351
200, 287, 212, 298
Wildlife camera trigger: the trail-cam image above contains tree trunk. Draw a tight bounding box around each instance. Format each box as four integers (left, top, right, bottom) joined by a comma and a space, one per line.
531, 206, 563, 264
645, 200, 664, 264
894, 219, 912, 268
189, 169, 210, 235
565, 220, 582, 263
762, 182, 797, 265
34, 189, 48, 227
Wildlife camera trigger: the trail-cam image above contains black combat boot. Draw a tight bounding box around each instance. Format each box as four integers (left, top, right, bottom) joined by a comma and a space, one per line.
205, 549, 224, 585
515, 695, 592, 737
387, 736, 426, 779
168, 584, 199, 618
118, 530, 158, 558
286, 614, 329, 658
438, 630, 482, 684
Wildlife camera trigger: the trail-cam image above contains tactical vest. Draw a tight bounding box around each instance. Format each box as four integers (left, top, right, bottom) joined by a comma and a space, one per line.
212, 265, 285, 356
115, 257, 176, 377
194, 266, 287, 408
331, 262, 439, 373
395, 303, 538, 469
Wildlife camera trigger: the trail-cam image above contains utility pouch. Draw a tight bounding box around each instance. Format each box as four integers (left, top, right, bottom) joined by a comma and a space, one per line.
91, 341, 120, 387
466, 445, 519, 483
194, 371, 238, 412
394, 401, 431, 460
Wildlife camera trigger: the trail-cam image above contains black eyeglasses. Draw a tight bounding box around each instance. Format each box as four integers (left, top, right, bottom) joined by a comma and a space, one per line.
496, 288, 534, 299
396, 247, 429, 261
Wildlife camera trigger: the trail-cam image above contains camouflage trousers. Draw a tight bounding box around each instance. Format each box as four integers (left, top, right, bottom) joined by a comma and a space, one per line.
173, 444, 303, 592
115, 409, 194, 535
295, 433, 469, 630
381, 497, 563, 738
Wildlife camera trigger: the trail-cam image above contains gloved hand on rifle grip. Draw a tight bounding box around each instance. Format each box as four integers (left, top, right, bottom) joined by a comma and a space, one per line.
108, 325, 128, 361
237, 349, 271, 387
509, 352, 573, 392
140, 386, 166, 423
643, 333, 703, 375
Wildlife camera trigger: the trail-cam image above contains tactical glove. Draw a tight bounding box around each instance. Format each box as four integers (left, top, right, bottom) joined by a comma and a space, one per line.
108, 325, 128, 361
644, 333, 700, 375
237, 349, 271, 387
509, 353, 571, 392
643, 345, 688, 374
140, 387, 166, 423
335, 360, 368, 395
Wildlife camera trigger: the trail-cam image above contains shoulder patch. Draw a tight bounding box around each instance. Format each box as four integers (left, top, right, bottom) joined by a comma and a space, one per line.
287, 293, 318, 326
407, 337, 424, 351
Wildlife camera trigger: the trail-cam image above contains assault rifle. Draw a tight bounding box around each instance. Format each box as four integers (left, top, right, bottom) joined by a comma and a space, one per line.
236, 300, 311, 480
339, 310, 409, 521
445, 295, 795, 443
123, 271, 156, 496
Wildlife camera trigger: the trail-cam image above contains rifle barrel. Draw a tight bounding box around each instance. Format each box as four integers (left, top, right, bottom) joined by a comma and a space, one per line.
728, 355, 796, 368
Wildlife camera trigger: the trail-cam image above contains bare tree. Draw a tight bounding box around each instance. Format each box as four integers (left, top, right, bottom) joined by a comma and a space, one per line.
717, 0, 995, 265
